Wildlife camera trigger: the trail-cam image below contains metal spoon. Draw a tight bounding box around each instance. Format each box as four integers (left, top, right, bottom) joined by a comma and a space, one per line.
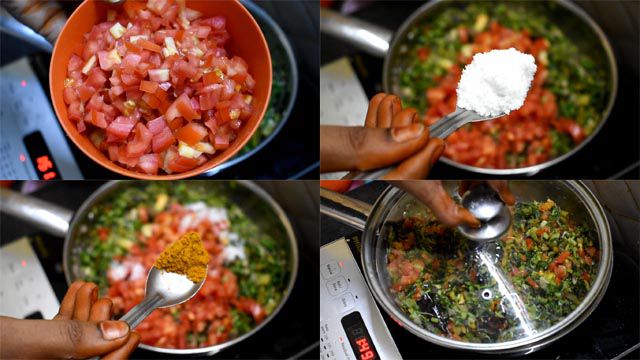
457, 184, 511, 243
346, 107, 505, 180
119, 266, 206, 329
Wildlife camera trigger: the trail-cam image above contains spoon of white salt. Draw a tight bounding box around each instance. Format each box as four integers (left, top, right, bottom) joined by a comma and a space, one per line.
350, 48, 537, 180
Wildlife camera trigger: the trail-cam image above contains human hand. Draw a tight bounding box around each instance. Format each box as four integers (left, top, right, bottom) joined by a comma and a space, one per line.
0, 281, 140, 360
320, 93, 445, 179
390, 180, 479, 228
389, 180, 514, 228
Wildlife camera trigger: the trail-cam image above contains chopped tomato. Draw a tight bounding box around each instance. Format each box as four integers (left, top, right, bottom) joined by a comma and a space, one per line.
152, 127, 175, 153
137, 153, 159, 175
553, 251, 571, 265
90, 109, 108, 129
137, 38, 162, 53
167, 153, 200, 172
106, 116, 136, 139
64, 1, 254, 175
139, 80, 159, 94
525, 238, 533, 250
126, 123, 152, 157
526, 277, 538, 289
175, 123, 207, 146
173, 93, 201, 121
214, 134, 230, 150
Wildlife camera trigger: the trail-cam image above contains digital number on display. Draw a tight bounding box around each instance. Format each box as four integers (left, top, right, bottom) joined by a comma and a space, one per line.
341, 312, 379, 360
23, 131, 59, 180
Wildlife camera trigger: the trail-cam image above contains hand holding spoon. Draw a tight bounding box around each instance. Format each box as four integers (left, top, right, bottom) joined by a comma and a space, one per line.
119, 266, 207, 329
347, 107, 506, 180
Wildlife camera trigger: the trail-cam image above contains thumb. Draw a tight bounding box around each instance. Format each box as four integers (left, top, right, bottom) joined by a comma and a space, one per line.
46, 320, 131, 359
354, 124, 430, 171
383, 138, 445, 179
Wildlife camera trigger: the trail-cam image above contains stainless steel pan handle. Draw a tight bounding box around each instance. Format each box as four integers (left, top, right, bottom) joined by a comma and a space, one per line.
320, 8, 393, 58
0, 188, 73, 238
320, 188, 373, 231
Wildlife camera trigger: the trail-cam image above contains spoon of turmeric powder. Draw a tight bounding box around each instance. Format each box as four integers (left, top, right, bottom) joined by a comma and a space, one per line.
118, 231, 209, 330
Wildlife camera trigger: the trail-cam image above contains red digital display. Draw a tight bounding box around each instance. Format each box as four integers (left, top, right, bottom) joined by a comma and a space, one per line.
36, 155, 53, 172
23, 131, 60, 180
355, 337, 375, 360
341, 312, 379, 360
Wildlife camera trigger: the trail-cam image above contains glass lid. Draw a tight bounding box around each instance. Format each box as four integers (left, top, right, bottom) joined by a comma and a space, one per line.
376, 181, 602, 344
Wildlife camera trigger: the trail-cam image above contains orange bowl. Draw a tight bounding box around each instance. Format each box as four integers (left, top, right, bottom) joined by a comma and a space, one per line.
50, 0, 271, 179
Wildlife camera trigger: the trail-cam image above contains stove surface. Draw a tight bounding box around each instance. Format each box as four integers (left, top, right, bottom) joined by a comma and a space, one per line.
320, 182, 640, 359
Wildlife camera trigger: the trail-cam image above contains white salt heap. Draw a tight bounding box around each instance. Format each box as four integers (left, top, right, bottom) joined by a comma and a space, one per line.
456, 48, 537, 117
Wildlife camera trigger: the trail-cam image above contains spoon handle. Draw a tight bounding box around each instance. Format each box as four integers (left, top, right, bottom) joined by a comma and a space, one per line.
344, 109, 471, 180
119, 293, 164, 330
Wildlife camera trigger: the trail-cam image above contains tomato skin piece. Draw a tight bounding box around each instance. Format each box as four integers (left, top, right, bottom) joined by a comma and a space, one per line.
138, 153, 159, 175
214, 133, 230, 150
167, 154, 200, 172
215, 100, 240, 124
169, 93, 200, 121
125, 41, 142, 53
68, 101, 84, 122
64, 87, 79, 105
123, 0, 145, 18
122, 53, 143, 74
173, 60, 198, 79
86, 68, 107, 89
199, 89, 220, 111
97, 51, 117, 71
203, 71, 223, 85
154, 87, 169, 101
152, 127, 175, 153
142, 93, 161, 109
68, 54, 83, 74
147, 116, 167, 134
126, 123, 152, 157
140, 80, 159, 94
175, 123, 208, 146
147, 0, 171, 15
120, 73, 142, 86
137, 38, 162, 53
106, 115, 136, 139
77, 85, 96, 103
90, 109, 108, 128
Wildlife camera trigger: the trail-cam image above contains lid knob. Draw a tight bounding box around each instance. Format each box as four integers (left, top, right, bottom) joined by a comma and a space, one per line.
458, 184, 511, 242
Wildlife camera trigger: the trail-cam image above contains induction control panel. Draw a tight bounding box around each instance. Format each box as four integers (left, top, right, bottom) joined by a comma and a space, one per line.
320, 238, 401, 360
0, 58, 82, 179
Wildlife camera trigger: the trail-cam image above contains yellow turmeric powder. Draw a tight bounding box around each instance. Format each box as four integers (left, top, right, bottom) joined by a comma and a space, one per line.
155, 232, 209, 282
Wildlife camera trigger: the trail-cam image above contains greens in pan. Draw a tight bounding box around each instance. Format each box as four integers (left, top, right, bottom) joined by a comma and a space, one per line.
386, 198, 599, 342
73, 182, 288, 348
391, 2, 609, 169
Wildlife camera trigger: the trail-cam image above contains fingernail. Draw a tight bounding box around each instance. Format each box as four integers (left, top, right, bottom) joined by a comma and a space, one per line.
391, 124, 424, 142
100, 321, 129, 340
431, 143, 445, 165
